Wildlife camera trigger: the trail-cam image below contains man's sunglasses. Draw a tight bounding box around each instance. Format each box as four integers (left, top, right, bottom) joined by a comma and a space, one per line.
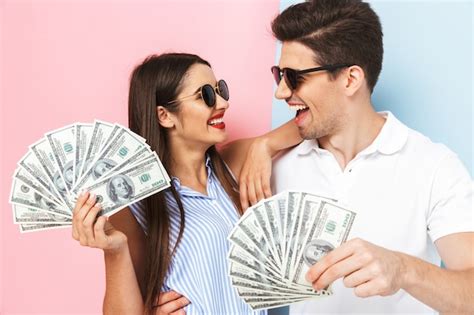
167, 79, 229, 107
271, 64, 354, 91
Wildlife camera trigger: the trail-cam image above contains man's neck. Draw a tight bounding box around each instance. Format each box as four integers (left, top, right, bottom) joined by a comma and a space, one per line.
318, 107, 386, 171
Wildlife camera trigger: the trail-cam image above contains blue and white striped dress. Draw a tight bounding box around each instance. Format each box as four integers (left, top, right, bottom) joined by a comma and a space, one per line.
129, 156, 266, 315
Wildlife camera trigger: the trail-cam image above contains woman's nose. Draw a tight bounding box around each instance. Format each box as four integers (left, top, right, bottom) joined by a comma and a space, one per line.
215, 94, 229, 110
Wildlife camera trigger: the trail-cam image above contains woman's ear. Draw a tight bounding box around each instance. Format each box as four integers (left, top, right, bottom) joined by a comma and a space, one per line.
156, 106, 175, 128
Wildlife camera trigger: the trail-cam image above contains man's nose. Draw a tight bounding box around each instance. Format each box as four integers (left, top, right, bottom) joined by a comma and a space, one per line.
275, 79, 292, 100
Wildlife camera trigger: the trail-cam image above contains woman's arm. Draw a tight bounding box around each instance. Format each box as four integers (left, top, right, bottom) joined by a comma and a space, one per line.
104, 207, 146, 314
220, 119, 302, 209
72, 192, 145, 314
72, 192, 188, 315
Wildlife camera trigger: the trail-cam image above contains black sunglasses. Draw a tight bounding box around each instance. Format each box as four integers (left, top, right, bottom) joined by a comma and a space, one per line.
167, 79, 229, 107
271, 64, 354, 90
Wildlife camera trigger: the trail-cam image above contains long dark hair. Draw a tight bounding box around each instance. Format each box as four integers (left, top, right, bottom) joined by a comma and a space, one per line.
128, 53, 241, 313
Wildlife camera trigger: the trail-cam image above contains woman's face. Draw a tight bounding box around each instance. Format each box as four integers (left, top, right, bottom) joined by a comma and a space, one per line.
168, 64, 229, 149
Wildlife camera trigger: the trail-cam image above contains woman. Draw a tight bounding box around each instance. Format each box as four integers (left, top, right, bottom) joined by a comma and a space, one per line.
72, 53, 301, 314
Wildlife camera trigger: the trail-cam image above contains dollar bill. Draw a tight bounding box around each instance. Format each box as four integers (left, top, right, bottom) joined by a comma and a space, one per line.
72, 129, 151, 194
77, 120, 115, 180
18, 150, 64, 205
13, 204, 72, 224
243, 296, 311, 304
291, 201, 356, 287
13, 167, 65, 207
228, 244, 281, 280
228, 224, 280, 275
46, 124, 76, 192
235, 285, 316, 299
229, 259, 304, 293
81, 152, 170, 217
282, 191, 305, 280
73, 123, 93, 185
11, 121, 171, 234
20, 223, 69, 233
252, 204, 282, 268
108, 147, 153, 174
289, 194, 335, 282
228, 261, 318, 295
247, 298, 311, 311
30, 138, 73, 210
227, 191, 353, 310
230, 277, 318, 297
231, 273, 321, 297
262, 198, 283, 267
229, 210, 280, 272
9, 177, 71, 218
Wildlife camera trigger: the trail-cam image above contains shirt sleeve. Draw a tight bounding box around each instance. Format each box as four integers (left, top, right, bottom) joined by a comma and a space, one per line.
129, 200, 148, 234
427, 152, 474, 242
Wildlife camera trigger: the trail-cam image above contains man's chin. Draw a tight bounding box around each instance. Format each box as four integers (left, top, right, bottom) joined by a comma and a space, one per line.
299, 127, 323, 141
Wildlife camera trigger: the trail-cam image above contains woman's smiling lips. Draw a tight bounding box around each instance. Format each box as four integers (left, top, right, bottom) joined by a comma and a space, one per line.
207, 113, 226, 129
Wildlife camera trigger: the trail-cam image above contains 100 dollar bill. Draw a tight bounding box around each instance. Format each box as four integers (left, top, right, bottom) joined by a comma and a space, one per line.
81, 153, 170, 217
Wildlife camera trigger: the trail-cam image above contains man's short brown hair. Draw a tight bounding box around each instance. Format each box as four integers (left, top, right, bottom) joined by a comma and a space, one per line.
272, 0, 383, 92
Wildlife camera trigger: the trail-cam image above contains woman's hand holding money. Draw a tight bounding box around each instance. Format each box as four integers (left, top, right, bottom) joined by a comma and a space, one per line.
72, 191, 127, 253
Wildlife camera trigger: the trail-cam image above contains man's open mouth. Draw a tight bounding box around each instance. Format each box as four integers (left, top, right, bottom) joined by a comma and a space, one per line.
289, 104, 309, 117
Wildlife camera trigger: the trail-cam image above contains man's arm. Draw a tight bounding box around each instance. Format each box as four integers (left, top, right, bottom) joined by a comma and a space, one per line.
306, 234, 474, 313
219, 119, 302, 209
404, 232, 474, 313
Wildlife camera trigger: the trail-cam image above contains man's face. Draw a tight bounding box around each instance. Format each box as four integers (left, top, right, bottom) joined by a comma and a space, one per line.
275, 41, 347, 140
112, 177, 129, 198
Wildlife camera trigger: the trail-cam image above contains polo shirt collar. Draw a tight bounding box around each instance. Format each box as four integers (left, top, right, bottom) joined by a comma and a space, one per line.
365, 111, 409, 155
296, 111, 408, 156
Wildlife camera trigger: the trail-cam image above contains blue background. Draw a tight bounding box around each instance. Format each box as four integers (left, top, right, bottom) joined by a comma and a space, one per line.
269, 1, 472, 314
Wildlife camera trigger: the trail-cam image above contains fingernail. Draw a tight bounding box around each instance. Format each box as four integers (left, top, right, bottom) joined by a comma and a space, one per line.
95, 203, 102, 209
89, 193, 96, 200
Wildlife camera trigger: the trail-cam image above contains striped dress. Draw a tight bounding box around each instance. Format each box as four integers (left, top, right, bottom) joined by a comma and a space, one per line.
129, 156, 266, 315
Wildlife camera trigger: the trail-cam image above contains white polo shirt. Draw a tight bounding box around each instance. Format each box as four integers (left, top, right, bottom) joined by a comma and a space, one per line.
271, 112, 473, 314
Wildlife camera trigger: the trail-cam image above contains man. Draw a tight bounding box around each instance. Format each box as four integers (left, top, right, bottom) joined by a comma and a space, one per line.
269, 0, 473, 313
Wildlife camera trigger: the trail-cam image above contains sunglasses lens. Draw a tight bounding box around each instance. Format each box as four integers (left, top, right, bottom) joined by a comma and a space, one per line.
201, 85, 216, 107
218, 80, 229, 101
271, 66, 282, 84
283, 69, 298, 90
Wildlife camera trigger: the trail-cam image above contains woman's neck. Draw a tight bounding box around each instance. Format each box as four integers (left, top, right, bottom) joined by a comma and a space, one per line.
168, 139, 210, 195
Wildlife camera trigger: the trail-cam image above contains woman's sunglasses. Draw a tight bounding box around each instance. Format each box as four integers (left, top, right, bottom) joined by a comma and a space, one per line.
167, 79, 229, 107
271, 64, 354, 91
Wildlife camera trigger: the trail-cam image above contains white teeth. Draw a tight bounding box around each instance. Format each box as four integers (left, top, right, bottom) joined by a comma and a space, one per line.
288, 105, 309, 111
208, 118, 224, 125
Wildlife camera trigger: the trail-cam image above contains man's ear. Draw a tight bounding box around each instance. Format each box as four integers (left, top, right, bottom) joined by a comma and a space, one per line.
156, 106, 175, 128
343, 65, 366, 96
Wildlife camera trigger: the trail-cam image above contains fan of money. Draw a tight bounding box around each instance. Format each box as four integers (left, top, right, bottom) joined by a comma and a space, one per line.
227, 191, 356, 310
10, 120, 171, 233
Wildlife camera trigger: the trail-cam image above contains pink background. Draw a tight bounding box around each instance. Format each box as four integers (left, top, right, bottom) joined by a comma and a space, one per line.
1, 0, 279, 313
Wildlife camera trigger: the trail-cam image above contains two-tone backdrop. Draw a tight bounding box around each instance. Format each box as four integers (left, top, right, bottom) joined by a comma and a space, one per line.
1, 0, 471, 314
